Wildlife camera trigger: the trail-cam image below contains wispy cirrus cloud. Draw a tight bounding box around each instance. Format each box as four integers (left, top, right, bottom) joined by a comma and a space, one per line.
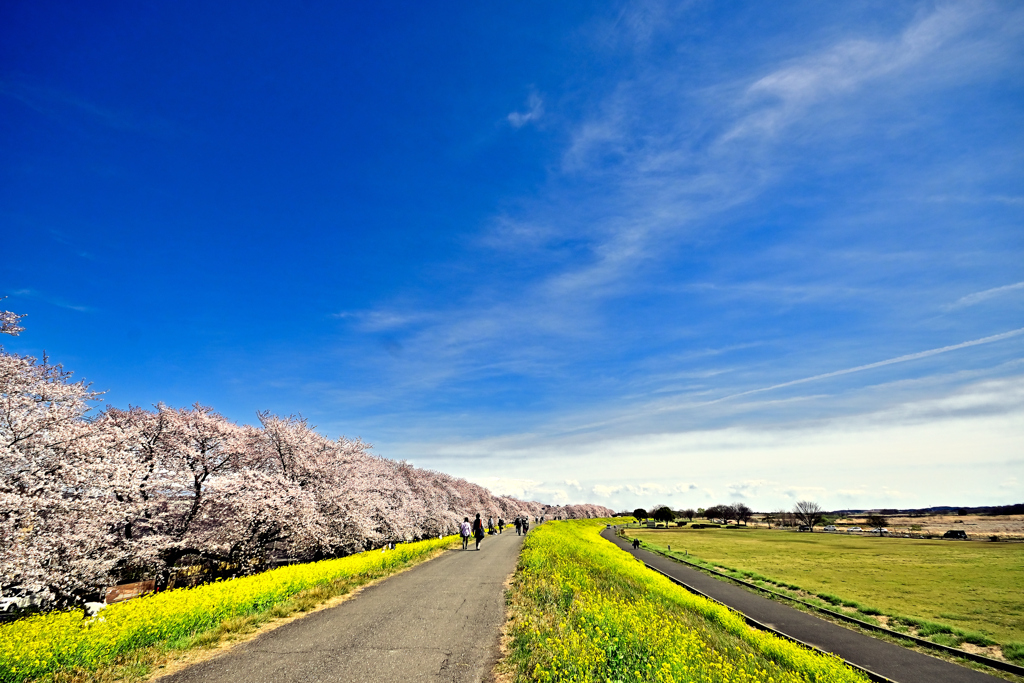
318, 3, 1023, 514
946, 281, 1024, 310
507, 92, 544, 128
330, 1, 1023, 413
0, 79, 173, 134
487, 3, 1023, 309
723, 3, 1009, 143
331, 309, 435, 332
9, 288, 94, 313
707, 327, 1024, 406
416, 373, 1023, 510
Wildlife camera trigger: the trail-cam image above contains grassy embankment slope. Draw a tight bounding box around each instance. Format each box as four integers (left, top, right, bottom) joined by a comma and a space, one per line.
502, 519, 867, 683
627, 527, 1024, 662
0, 536, 459, 683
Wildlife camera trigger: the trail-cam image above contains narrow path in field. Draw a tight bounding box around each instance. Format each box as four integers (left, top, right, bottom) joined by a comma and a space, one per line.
158, 530, 524, 683
601, 527, 1003, 683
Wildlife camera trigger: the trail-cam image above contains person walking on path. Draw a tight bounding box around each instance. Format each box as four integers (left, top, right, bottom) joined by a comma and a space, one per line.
460, 517, 471, 550
514, 517, 522, 535
472, 513, 485, 550
498, 517, 504, 534
522, 517, 529, 534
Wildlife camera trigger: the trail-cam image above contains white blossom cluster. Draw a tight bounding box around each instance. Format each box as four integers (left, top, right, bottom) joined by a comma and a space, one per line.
0, 306, 611, 606
0, 302, 25, 336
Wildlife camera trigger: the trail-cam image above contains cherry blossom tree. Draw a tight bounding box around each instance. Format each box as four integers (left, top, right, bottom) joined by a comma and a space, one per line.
0, 299, 25, 336
1, 303, 613, 605
98, 405, 321, 580
0, 348, 115, 604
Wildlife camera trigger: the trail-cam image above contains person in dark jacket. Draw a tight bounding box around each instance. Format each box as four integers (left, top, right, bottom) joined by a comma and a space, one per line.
472, 513, 485, 550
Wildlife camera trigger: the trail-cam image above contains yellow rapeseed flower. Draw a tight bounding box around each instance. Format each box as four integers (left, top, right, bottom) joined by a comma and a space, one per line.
0, 535, 457, 682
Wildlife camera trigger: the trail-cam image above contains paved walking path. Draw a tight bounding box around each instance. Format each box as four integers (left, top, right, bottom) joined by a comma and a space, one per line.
601, 527, 1001, 683
160, 530, 525, 683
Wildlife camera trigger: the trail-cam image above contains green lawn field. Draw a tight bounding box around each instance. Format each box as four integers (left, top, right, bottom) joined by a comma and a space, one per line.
627, 527, 1024, 647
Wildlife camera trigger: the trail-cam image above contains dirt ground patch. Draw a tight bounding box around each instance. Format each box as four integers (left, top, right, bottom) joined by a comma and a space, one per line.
832, 514, 1024, 540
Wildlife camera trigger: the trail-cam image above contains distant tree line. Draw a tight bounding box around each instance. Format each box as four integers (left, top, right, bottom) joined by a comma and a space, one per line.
625, 504, 752, 525
620, 500, 835, 531
702, 503, 754, 525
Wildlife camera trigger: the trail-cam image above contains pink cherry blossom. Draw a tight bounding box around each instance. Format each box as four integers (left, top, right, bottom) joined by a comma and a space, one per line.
1, 307, 612, 606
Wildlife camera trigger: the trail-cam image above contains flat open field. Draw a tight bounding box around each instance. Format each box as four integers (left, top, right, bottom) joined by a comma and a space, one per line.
627, 527, 1024, 647
738, 514, 1024, 540
831, 514, 1024, 541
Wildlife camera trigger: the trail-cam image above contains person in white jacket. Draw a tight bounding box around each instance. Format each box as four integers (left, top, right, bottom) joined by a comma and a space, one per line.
460, 517, 472, 550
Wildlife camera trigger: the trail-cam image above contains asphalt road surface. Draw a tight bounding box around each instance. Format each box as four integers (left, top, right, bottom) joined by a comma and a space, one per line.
160, 529, 524, 683
602, 527, 1002, 683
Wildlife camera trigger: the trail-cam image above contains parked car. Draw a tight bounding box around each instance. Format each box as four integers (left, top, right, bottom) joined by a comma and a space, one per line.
847, 527, 863, 532
871, 527, 889, 535
823, 525, 837, 532
943, 529, 968, 540
798, 525, 811, 532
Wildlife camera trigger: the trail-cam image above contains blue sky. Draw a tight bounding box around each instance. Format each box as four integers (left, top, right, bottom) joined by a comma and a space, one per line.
2, 1, 1022, 512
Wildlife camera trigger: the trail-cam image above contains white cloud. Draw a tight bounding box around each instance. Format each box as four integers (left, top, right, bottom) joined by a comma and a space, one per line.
727, 480, 774, 499
9, 287, 94, 313
724, 3, 1009, 142
0, 79, 172, 133
947, 281, 1024, 310
316, 4, 1023, 408
782, 486, 828, 501
310, 4, 1023, 514
508, 92, 544, 128
473, 476, 544, 500
592, 484, 623, 497
707, 327, 1024, 406
398, 374, 1024, 511
331, 310, 433, 332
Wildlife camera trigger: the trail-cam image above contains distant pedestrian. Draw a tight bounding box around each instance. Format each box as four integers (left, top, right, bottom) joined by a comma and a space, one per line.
473, 513, 485, 550
514, 517, 522, 535
632, 538, 640, 550
522, 517, 529, 533
460, 517, 471, 550
498, 518, 504, 534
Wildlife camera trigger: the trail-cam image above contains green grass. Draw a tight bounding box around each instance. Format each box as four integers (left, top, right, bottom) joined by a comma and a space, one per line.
1004, 643, 1024, 665
502, 519, 867, 682
629, 528, 1024, 651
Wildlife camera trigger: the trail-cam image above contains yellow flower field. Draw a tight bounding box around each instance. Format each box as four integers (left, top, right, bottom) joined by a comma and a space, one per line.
0, 536, 456, 682
504, 520, 867, 683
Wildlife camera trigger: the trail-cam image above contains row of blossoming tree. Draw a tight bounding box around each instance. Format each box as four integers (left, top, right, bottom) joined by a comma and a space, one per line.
0, 304, 611, 607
